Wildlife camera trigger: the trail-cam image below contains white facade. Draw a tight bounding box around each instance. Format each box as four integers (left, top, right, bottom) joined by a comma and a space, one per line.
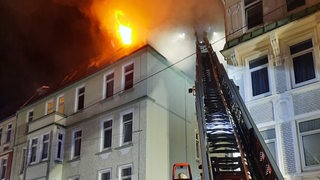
11, 46, 200, 180
222, 0, 320, 179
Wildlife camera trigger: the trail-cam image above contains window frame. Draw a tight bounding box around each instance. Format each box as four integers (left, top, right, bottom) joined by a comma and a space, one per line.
289, 38, 318, 88
71, 129, 82, 159
29, 137, 39, 164
118, 163, 133, 180
40, 133, 50, 161
27, 109, 34, 122
101, 118, 113, 151
56, 94, 65, 114
244, 0, 263, 29
122, 62, 134, 90
297, 119, 320, 171
260, 127, 278, 164
98, 168, 112, 180
246, 54, 272, 100
0, 158, 7, 180
45, 99, 54, 115
56, 132, 65, 161
120, 110, 134, 146
75, 85, 85, 112
5, 124, 12, 144
104, 71, 115, 99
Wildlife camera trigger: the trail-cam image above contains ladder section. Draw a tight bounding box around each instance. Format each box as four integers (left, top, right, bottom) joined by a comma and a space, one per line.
194, 34, 284, 180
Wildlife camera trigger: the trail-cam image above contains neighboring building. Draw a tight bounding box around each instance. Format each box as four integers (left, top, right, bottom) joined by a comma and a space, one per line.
11, 45, 200, 180
221, 0, 320, 179
0, 115, 15, 180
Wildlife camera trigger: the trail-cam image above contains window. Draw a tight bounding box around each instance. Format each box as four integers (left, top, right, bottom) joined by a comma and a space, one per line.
5, 124, 12, 143
286, 0, 305, 11
76, 86, 85, 111
30, 138, 38, 164
105, 72, 114, 98
245, 0, 263, 29
46, 100, 54, 114
98, 169, 111, 180
119, 164, 132, 180
122, 112, 133, 144
72, 130, 82, 159
57, 95, 65, 114
20, 149, 26, 174
260, 128, 277, 162
1, 159, 7, 180
195, 131, 200, 160
249, 55, 270, 97
290, 39, 316, 87
298, 119, 320, 170
56, 133, 64, 161
41, 134, 50, 160
27, 110, 34, 122
124, 63, 134, 90
102, 120, 113, 150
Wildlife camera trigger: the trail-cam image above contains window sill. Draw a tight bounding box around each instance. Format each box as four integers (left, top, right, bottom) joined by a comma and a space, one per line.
28, 160, 48, 167
114, 143, 133, 150
95, 148, 112, 155
67, 157, 80, 163
54, 159, 63, 164
118, 87, 134, 96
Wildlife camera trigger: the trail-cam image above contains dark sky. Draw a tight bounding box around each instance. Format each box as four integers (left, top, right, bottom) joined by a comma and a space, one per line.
0, 0, 102, 119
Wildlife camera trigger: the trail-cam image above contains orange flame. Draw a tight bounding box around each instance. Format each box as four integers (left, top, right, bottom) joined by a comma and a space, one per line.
115, 10, 132, 45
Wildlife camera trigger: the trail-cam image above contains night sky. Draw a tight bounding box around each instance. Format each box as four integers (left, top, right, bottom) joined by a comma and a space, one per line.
0, 0, 102, 119
0, 0, 224, 120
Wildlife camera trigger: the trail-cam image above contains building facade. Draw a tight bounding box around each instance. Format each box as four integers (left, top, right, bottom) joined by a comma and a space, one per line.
11, 46, 200, 180
0, 115, 15, 180
221, 0, 320, 179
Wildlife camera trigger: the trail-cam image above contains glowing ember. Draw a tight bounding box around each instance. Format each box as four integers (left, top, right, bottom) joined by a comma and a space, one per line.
118, 24, 132, 45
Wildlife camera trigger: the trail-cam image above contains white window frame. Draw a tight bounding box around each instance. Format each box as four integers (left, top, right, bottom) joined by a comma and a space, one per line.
56, 131, 65, 161
0, 158, 7, 180
5, 124, 12, 144
122, 62, 134, 90
101, 118, 113, 151
26, 109, 34, 122
71, 129, 82, 159
29, 137, 39, 164
297, 119, 320, 171
260, 127, 278, 164
118, 163, 133, 180
120, 110, 134, 146
75, 85, 85, 112
56, 94, 65, 114
40, 133, 50, 161
246, 53, 272, 100
103, 71, 115, 99
45, 99, 54, 115
288, 38, 318, 88
98, 168, 111, 180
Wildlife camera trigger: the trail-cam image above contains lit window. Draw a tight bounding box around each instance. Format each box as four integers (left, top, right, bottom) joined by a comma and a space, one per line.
5, 124, 11, 143
105, 72, 114, 98
290, 39, 316, 87
76, 86, 85, 111
119, 164, 132, 180
1, 159, 7, 180
245, 0, 263, 29
46, 100, 54, 114
56, 133, 64, 161
57, 95, 65, 114
122, 112, 133, 144
260, 128, 277, 162
102, 120, 113, 149
124, 63, 134, 90
298, 119, 320, 170
249, 55, 270, 97
286, 0, 305, 11
41, 134, 50, 160
72, 130, 82, 159
27, 110, 34, 122
98, 168, 111, 180
30, 138, 38, 164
